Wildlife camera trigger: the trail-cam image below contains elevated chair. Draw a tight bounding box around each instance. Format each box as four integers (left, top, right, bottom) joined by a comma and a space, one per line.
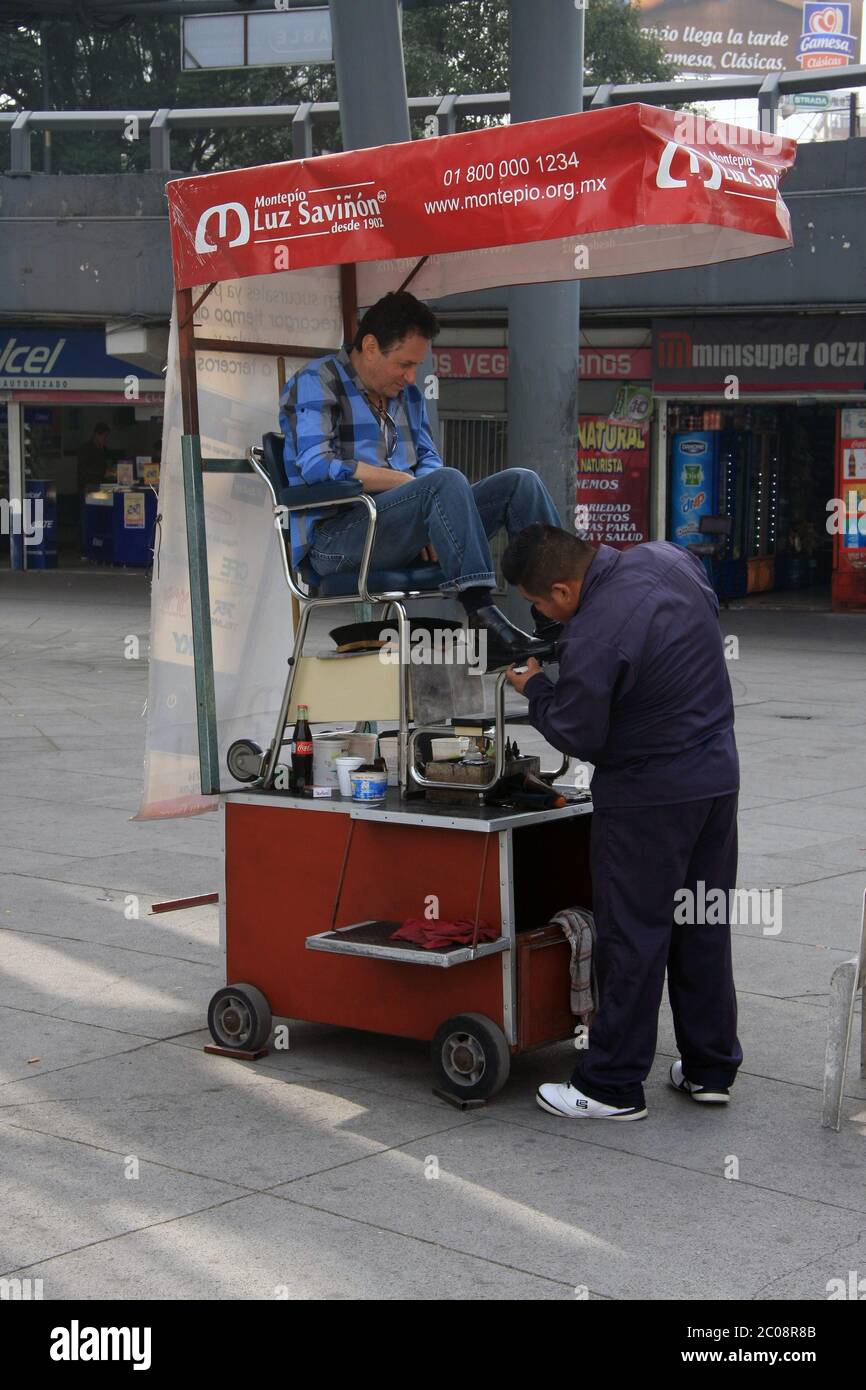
233, 432, 513, 797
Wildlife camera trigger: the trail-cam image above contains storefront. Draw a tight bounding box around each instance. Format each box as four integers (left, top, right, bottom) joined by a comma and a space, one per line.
653, 315, 866, 610
0, 326, 165, 570
431, 329, 654, 568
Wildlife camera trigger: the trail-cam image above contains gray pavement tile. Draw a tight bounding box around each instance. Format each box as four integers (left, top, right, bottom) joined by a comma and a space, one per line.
740, 799, 866, 838
746, 888, 864, 951
0, 1040, 472, 1188
0, 847, 92, 873
17, 849, 222, 896
271, 1116, 866, 1300
0, 794, 220, 862
732, 816, 847, 857
169, 1022, 443, 1106
10, 1191, 571, 1300
725, 933, 851, 999
0, 930, 218, 1037
0, 1121, 247, 1276
736, 848, 864, 890
775, 869, 866, 905
0, 1008, 149, 1086
655, 989, 865, 1095
487, 1054, 866, 1210
759, 1226, 866, 1300
0, 874, 220, 963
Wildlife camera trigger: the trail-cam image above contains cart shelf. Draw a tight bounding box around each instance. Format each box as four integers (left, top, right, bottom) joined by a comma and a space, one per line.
305, 918, 509, 968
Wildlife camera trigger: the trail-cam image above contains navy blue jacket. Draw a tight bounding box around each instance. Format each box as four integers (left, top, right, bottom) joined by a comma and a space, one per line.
525, 542, 739, 810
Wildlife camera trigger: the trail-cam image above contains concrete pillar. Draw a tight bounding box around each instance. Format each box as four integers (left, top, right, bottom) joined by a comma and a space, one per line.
328, 0, 438, 443
507, 0, 584, 534
329, 0, 411, 149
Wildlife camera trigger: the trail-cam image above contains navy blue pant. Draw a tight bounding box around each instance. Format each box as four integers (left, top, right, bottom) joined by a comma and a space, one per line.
571, 793, 742, 1109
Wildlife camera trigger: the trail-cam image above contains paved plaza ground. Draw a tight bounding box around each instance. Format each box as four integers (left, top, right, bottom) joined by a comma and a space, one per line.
1, 569, 864, 1300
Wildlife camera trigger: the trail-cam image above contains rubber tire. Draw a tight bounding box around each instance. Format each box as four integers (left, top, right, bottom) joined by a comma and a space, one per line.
226, 738, 263, 783
208, 982, 272, 1051
431, 1012, 511, 1101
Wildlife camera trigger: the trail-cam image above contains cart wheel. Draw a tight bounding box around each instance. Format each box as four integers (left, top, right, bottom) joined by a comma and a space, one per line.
226, 738, 263, 783
431, 1012, 511, 1101
208, 983, 272, 1051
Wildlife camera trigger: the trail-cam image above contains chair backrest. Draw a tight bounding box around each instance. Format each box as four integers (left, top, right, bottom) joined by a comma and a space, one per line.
699, 514, 733, 537
260, 433, 287, 493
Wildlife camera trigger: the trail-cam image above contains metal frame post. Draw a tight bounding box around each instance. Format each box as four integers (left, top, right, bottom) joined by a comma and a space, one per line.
9, 112, 32, 173
150, 109, 171, 171
175, 285, 220, 794
292, 102, 313, 159
7, 402, 26, 571
181, 431, 220, 794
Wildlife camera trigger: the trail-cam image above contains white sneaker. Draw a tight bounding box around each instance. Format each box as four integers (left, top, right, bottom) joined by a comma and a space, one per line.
669, 1059, 730, 1104
536, 1082, 647, 1121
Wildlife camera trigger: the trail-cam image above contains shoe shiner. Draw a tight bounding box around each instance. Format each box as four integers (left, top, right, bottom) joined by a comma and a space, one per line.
503, 525, 742, 1121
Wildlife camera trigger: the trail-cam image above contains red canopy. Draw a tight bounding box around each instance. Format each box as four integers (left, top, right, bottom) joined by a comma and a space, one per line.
167, 103, 796, 298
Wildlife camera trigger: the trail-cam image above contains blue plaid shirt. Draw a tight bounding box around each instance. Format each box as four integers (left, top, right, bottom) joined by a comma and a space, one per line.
279, 346, 443, 568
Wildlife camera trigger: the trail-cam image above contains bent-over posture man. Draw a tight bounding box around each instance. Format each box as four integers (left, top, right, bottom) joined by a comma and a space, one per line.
504, 525, 742, 1121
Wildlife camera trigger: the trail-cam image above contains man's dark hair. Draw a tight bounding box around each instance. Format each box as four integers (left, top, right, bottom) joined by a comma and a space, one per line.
94, 423, 109, 436
502, 524, 595, 594
352, 291, 439, 353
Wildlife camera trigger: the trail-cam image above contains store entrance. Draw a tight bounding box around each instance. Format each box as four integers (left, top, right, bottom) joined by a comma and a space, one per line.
0, 403, 162, 571
667, 400, 836, 606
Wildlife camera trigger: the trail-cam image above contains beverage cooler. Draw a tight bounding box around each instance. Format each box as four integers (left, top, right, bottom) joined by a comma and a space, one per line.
669, 421, 779, 600
833, 407, 866, 611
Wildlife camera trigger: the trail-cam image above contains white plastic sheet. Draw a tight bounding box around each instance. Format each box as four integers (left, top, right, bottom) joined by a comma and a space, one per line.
135, 268, 341, 818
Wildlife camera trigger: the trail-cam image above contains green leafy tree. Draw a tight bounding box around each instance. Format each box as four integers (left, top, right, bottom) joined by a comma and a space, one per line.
403, 0, 674, 102
0, 16, 339, 172
0, 0, 674, 173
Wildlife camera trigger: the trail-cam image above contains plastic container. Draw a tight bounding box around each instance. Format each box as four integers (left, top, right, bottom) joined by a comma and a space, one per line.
349, 769, 388, 802
336, 756, 365, 797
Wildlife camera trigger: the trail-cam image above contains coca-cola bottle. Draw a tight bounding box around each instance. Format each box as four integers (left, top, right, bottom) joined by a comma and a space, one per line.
290, 704, 313, 793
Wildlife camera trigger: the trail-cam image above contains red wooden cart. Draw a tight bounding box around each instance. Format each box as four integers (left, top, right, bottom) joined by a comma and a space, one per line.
157, 103, 795, 1099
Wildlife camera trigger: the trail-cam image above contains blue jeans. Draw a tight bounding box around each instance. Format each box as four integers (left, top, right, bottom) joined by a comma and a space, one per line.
307, 467, 562, 592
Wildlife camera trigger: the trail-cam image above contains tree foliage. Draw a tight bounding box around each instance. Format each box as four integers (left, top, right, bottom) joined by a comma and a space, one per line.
0, 1, 674, 173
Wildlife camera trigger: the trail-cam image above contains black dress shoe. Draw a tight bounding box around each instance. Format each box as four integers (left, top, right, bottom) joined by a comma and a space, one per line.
530, 603, 564, 642
471, 603, 557, 671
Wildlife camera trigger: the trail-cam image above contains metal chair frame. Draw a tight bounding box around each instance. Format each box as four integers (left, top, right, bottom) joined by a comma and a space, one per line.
247, 443, 512, 798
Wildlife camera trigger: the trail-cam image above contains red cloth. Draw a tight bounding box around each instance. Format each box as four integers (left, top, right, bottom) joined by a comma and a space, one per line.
391, 917, 498, 950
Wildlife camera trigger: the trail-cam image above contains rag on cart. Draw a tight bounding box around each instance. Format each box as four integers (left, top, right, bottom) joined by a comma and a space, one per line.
391, 918, 498, 950
550, 907, 598, 1025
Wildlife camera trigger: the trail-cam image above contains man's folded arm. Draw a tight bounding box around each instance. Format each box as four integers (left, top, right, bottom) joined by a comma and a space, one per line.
524, 639, 635, 763
410, 395, 444, 477
282, 369, 357, 485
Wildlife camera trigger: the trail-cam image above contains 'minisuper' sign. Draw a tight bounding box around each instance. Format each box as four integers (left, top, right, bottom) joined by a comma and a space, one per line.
652, 316, 866, 392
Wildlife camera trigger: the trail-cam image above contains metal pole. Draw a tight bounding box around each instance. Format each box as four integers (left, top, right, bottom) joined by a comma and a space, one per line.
176, 286, 220, 793
181, 431, 220, 795
8, 402, 26, 572
507, 0, 584, 545
328, 0, 438, 443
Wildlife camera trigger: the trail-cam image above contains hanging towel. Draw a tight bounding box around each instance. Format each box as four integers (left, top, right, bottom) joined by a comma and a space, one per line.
550, 907, 597, 1025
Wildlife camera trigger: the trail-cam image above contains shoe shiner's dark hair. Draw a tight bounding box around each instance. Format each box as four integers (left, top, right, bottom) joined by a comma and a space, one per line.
502, 524, 595, 595
352, 291, 440, 353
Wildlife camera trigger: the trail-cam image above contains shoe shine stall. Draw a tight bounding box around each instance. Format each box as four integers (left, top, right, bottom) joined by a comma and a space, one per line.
140, 106, 795, 1100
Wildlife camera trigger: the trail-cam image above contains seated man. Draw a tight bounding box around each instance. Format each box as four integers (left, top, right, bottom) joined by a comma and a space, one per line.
279, 290, 561, 667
